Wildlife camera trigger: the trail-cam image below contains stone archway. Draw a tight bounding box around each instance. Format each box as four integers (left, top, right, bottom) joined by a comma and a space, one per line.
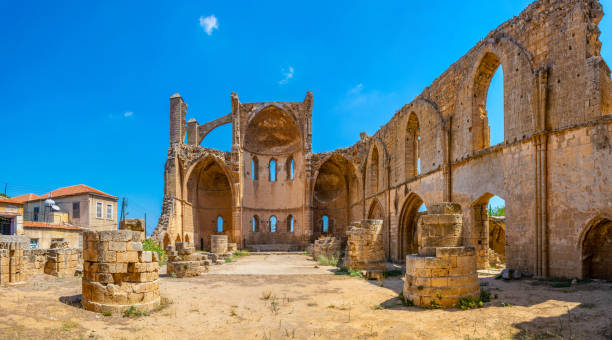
186, 157, 233, 251
398, 194, 424, 262
582, 217, 612, 280
163, 233, 171, 250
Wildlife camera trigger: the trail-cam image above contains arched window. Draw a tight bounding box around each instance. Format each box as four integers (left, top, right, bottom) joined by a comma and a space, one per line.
251, 156, 259, 180
405, 112, 420, 178
472, 52, 504, 150
252, 215, 260, 232
287, 215, 294, 232
270, 216, 277, 232
217, 216, 224, 233
269, 159, 277, 182
368, 147, 379, 194
322, 215, 329, 233
286, 157, 295, 180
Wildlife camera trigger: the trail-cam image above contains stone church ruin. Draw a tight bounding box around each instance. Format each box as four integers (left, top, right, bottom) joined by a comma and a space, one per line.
154, 0, 612, 280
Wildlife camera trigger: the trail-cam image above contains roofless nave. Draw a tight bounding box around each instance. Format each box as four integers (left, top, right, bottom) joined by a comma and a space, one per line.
153, 0, 612, 280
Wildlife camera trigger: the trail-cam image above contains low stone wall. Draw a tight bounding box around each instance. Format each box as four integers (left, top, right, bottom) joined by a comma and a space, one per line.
210, 235, 228, 254
82, 230, 160, 314
45, 248, 80, 278
404, 202, 479, 308
404, 247, 479, 307
313, 236, 341, 261
344, 220, 385, 278
166, 242, 211, 278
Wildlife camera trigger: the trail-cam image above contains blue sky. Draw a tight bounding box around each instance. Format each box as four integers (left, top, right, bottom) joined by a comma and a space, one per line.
1, 1, 611, 234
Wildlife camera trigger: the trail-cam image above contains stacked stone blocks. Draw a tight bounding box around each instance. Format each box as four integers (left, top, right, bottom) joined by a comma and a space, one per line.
344, 220, 385, 279
210, 235, 228, 255
82, 230, 160, 313
313, 236, 341, 261
404, 202, 480, 308
166, 242, 211, 278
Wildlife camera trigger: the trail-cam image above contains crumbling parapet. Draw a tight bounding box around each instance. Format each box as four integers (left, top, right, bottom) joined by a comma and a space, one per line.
344, 220, 385, 278
166, 242, 211, 278
404, 202, 479, 308
119, 219, 146, 241
313, 236, 341, 261
82, 230, 160, 314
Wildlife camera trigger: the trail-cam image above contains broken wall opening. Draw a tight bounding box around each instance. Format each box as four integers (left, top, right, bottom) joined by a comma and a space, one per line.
582, 217, 612, 280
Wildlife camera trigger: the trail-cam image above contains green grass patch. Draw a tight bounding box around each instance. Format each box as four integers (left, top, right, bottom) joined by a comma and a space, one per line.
233, 249, 250, 257
102, 311, 112, 317
224, 257, 233, 263
61, 320, 79, 331
371, 304, 385, 310
334, 268, 363, 278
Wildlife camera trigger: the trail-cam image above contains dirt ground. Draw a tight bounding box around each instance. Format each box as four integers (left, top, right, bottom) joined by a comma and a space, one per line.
1, 254, 611, 340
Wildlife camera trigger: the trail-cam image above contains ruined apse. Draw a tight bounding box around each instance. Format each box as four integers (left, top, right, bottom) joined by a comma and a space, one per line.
154, 0, 612, 280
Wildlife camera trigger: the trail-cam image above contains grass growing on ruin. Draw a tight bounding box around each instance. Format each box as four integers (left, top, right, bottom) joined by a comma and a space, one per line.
334, 268, 363, 278
233, 249, 250, 257
123, 297, 173, 318
143, 239, 168, 265
317, 255, 339, 267
61, 320, 79, 331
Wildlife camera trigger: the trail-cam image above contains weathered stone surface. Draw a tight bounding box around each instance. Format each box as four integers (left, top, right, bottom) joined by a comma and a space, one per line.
344, 220, 385, 272
81, 230, 160, 313
152, 0, 612, 280
312, 236, 341, 261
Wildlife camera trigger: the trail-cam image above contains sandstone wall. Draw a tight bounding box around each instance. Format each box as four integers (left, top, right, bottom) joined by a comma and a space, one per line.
82, 230, 160, 313
344, 220, 385, 275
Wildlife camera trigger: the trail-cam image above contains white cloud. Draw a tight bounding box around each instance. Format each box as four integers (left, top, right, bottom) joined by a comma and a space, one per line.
123, 111, 133, 117
348, 83, 364, 95
278, 66, 294, 85
199, 15, 218, 36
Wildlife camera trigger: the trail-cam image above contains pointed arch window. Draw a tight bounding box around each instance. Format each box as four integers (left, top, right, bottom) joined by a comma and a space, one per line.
286, 156, 295, 180
287, 215, 294, 232
269, 159, 277, 182
252, 215, 260, 232
270, 216, 277, 232
322, 215, 329, 233
217, 216, 224, 233
405, 112, 420, 177
251, 156, 259, 180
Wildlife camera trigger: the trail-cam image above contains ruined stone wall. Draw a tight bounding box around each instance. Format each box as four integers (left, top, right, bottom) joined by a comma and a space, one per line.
344, 220, 385, 275
166, 242, 210, 278
82, 230, 160, 313
312, 236, 342, 261
154, 0, 612, 278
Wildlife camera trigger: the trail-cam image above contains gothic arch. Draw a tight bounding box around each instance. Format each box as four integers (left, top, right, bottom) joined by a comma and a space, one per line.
398, 193, 424, 262
580, 214, 612, 279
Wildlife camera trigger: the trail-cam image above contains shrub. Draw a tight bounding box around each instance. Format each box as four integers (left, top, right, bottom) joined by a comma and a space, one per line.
143, 239, 167, 265
428, 300, 441, 309
102, 311, 112, 317
261, 290, 273, 300
233, 250, 250, 258
123, 306, 147, 318
334, 268, 363, 278
224, 257, 233, 263
317, 255, 339, 267
457, 297, 479, 310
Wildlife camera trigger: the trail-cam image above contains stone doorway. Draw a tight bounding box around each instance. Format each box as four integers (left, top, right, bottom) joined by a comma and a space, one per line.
582, 217, 612, 280
398, 194, 424, 262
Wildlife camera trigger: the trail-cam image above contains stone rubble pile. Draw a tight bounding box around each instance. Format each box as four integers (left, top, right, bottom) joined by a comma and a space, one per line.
166, 242, 211, 278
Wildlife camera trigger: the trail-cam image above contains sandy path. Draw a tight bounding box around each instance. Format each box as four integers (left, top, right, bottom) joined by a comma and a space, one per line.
0, 254, 611, 339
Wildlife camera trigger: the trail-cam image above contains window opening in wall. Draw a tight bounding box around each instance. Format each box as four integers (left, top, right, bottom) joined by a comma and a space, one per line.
252, 216, 259, 232
72, 202, 80, 219
322, 215, 329, 233
106, 204, 112, 219
200, 238, 204, 250
270, 216, 277, 232
217, 216, 224, 233
487, 66, 505, 146
251, 157, 259, 180
269, 159, 277, 182
418, 203, 427, 212
33, 207, 39, 221
286, 157, 295, 180
96, 202, 102, 218
287, 215, 294, 232
30, 238, 38, 249
0, 216, 12, 235
417, 136, 422, 174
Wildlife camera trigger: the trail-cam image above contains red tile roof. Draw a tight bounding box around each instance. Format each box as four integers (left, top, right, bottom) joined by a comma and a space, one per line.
9, 193, 40, 204
36, 184, 117, 201
0, 197, 25, 205
23, 221, 84, 231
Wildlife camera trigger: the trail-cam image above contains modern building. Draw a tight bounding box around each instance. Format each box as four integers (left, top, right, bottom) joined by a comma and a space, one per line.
20, 184, 118, 232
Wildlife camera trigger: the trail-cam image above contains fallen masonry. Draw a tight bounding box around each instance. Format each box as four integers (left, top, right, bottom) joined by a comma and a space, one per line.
166, 242, 211, 278
343, 220, 386, 279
